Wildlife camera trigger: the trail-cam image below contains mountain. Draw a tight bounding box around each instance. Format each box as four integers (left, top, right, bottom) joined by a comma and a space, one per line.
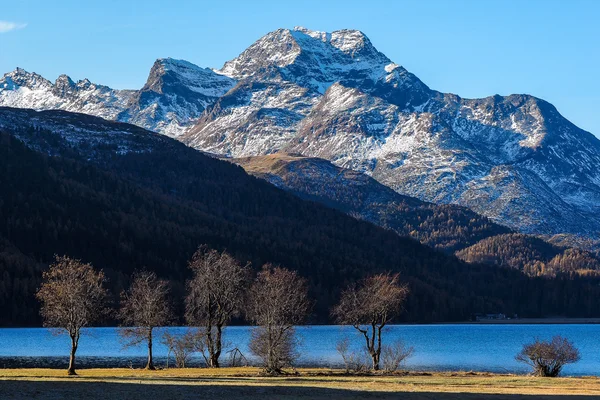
183, 27, 431, 155
236, 153, 600, 276
1, 27, 599, 244
236, 152, 510, 252
183, 28, 600, 243
0, 59, 235, 138
456, 234, 600, 277
117, 58, 236, 136
0, 68, 134, 120
7, 107, 599, 325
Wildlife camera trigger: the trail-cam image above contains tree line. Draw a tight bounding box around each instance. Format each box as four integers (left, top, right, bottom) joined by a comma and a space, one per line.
456, 234, 600, 277
36, 248, 587, 378
3, 127, 600, 328
36, 247, 411, 375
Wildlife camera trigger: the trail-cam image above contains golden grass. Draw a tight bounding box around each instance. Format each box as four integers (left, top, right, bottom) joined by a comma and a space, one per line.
235, 152, 308, 174
1, 368, 600, 399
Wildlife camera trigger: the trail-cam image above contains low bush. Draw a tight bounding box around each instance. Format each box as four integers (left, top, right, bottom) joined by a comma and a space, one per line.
515, 335, 580, 377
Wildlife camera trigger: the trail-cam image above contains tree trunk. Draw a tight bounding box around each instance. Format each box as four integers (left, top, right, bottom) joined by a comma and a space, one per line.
146, 329, 155, 370
68, 334, 78, 375
373, 324, 383, 371
206, 324, 222, 368
209, 353, 220, 368
371, 351, 380, 371
267, 326, 278, 374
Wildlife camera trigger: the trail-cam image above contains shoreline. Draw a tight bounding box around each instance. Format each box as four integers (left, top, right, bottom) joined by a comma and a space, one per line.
1, 368, 599, 399
3, 318, 600, 329
451, 318, 600, 325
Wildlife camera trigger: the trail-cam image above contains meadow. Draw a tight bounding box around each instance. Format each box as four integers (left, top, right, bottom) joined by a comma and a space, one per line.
1, 368, 600, 399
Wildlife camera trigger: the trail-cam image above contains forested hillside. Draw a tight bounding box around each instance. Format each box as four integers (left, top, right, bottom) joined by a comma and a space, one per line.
456, 234, 600, 276
1, 109, 600, 325
236, 153, 511, 252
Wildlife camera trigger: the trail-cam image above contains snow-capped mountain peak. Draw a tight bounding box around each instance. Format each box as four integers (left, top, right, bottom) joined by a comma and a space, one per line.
118, 57, 237, 137
144, 57, 236, 97
1, 68, 53, 91
291, 26, 377, 57
218, 27, 430, 111
0, 68, 134, 120
219, 28, 302, 78
1, 27, 599, 244
0, 58, 237, 138
53, 74, 76, 97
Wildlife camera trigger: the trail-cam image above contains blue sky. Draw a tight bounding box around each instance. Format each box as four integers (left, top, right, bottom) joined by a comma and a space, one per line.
1, 0, 599, 136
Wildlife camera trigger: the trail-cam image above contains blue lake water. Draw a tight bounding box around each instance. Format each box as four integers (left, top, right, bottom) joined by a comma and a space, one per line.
0, 325, 598, 375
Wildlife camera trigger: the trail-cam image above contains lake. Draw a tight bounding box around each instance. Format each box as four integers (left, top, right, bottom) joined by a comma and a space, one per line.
0, 324, 598, 375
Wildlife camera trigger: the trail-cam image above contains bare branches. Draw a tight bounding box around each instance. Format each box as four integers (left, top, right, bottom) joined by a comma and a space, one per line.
185, 246, 250, 368
332, 273, 408, 371
36, 255, 109, 375
336, 337, 370, 373
249, 326, 300, 373
381, 341, 414, 372
516, 336, 581, 377
118, 270, 172, 370
333, 273, 408, 328
246, 264, 310, 374
162, 331, 196, 368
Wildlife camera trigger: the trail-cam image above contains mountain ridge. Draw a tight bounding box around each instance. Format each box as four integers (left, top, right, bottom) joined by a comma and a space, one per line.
236, 152, 512, 252
1, 27, 599, 243
5, 106, 598, 325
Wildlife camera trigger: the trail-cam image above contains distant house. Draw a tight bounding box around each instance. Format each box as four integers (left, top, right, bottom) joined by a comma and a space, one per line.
473, 313, 507, 321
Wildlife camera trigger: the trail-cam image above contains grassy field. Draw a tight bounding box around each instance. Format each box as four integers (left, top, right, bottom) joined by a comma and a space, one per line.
1, 368, 600, 399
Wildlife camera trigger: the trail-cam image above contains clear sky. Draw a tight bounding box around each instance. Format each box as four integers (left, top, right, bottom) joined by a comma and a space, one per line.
1, 0, 599, 136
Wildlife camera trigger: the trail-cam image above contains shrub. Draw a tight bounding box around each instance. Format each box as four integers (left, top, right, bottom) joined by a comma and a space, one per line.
515, 336, 580, 377
249, 327, 301, 373
162, 331, 196, 368
336, 337, 371, 373
381, 341, 414, 372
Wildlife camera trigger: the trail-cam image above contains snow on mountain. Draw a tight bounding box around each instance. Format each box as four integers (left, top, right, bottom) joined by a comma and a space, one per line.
0, 107, 163, 157
0, 68, 135, 120
284, 84, 600, 239
117, 58, 236, 137
1, 26, 599, 243
0, 58, 236, 137
219, 27, 430, 106
184, 27, 600, 241
185, 80, 321, 155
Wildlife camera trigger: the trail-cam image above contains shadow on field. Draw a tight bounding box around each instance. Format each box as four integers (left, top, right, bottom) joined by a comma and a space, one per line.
0, 380, 596, 400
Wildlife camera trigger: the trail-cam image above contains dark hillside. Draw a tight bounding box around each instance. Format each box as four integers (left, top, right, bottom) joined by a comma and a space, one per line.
1, 108, 599, 325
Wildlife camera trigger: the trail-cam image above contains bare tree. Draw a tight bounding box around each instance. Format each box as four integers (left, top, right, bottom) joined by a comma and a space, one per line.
381, 340, 414, 372
516, 336, 581, 377
162, 330, 196, 368
185, 246, 249, 368
246, 264, 310, 374
332, 273, 409, 371
336, 337, 370, 373
36, 256, 109, 375
118, 270, 172, 370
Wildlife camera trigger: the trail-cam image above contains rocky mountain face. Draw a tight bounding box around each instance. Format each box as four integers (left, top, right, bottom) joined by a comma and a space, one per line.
236, 152, 600, 276
0, 68, 135, 120
0, 58, 235, 138
120, 58, 236, 136
185, 27, 600, 243
1, 27, 599, 243
236, 152, 511, 252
